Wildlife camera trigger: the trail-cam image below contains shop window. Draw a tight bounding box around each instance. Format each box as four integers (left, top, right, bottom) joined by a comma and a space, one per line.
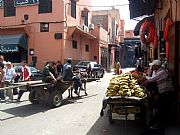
40, 23, 49, 32
39, 0, 52, 14
85, 44, 89, 52
72, 40, 77, 49
71, 0, 76, 19
4, 0, 16, 17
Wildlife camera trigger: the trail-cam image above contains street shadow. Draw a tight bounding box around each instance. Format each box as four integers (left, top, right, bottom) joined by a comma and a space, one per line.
61, 94, 98, 106
86, 110, 145, 135
1, 103, 49, 120
62, 98, 83, 106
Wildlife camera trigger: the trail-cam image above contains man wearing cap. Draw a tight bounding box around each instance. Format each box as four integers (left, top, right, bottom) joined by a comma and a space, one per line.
4, 61, 17, 102
145, 60, 168, 83
144, 59, 174, 129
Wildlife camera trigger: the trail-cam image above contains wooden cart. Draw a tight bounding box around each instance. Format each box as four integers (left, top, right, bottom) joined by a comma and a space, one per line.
1, 80, 74, 108
106, 96, 146, 124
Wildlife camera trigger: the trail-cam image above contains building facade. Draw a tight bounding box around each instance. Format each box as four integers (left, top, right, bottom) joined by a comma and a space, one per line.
92, 9, 125, 70
129, 0, 180, 96
0, 0, 99, 69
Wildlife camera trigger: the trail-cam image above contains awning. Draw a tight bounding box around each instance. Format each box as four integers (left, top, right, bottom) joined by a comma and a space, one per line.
129, 0, 156, 19
0, 34, 28, 52
67, 26, 96, 39
134, 16, 154, 36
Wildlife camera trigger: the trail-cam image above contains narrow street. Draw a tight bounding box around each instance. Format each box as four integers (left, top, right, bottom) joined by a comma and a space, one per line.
0, 69, 180, 135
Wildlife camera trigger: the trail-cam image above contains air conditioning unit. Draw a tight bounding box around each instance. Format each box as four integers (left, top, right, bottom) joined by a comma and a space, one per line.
82, 24, 89, 32
89, 24, 94, 30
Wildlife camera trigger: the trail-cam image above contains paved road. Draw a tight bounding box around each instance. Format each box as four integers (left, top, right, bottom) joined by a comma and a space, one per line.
0, 68, 180, 135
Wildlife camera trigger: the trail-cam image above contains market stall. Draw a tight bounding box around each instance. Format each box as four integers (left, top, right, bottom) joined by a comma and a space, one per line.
101, 72, 148, 124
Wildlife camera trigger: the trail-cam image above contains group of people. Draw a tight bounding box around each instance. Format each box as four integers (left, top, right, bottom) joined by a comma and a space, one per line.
0, 57, 85, 102
42, 58, 84, 96
138, 58, 175, 130
0, 55, 31, 102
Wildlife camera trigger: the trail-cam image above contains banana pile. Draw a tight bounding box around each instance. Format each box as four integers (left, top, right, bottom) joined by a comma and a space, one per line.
106, 72, 146, 98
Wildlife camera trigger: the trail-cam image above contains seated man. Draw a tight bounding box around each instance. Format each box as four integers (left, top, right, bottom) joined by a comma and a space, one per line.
63, 58, 81, 96
42, 61, 57, 83
143, 59, 174, 129
63, 58, 73, 81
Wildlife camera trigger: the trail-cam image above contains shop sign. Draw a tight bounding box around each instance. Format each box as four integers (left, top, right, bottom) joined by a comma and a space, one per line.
0, 45, 18, 53
0, 0, 3, 8
15, 0, 39, 7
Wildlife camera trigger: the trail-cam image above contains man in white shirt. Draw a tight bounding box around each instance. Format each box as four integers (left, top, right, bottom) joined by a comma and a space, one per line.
4, 61, 17, 102
144, 59, 174, 129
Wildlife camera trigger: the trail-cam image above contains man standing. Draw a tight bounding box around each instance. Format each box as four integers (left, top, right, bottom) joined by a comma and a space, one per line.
20, 61, 31, 81
56, 61, 63, 77
16, 61, 31, 102
0, 55, 5, 100
4, 61, 16, 102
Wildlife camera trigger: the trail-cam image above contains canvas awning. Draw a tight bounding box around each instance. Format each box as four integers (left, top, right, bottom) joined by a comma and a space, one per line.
0, 34, 28, 52
129, 0, 156, 19
67, 26, 96, 39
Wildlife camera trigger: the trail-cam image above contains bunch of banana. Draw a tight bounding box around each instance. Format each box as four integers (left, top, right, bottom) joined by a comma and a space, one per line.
106, 72, 146, 98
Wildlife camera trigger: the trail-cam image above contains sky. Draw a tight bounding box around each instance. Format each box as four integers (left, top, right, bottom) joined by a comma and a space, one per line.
91, 0, 138, 30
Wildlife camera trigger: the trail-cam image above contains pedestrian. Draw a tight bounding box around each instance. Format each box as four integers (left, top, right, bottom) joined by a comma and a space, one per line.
114, 62, 121, 75
19, 61, 31, 81
86, 64, 92, 78
56, 61, 63, 77
16, 61, 31, 102
0, 55, 5, 100
0, 63, 5, 100
4, 61, 16, 102
136, 57, 143, 72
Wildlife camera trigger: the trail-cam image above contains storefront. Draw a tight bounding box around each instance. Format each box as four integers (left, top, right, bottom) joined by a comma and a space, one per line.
0, 34, 28, 63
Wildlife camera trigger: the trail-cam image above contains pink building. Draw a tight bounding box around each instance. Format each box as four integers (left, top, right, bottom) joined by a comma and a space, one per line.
125, 30, 135, 38
0, 0, 99, 69
92, 8, 125, 69
91, 26, 108, 68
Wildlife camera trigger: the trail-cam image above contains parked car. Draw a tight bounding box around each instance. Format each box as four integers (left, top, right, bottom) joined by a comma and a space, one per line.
13, 64, 43, 81
73, 61, 105, 78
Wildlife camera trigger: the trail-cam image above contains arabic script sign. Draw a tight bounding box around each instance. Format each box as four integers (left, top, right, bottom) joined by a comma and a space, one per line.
15, 0, 39, 6
0, 0, 3, 8
0, 45, 19, 53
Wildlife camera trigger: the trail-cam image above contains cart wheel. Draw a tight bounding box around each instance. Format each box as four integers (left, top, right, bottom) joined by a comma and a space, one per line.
29, 89, 39, 104
108, 109, 114, 124
48, 91, 63, 108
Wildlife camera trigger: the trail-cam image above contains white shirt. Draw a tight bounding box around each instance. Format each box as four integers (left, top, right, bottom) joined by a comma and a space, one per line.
5, 68, 16, 82
146, 67, 168, 82
146, 68, 171, 93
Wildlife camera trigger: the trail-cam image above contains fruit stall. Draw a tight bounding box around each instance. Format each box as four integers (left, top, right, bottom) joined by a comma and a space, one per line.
101, 72, 147, 124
